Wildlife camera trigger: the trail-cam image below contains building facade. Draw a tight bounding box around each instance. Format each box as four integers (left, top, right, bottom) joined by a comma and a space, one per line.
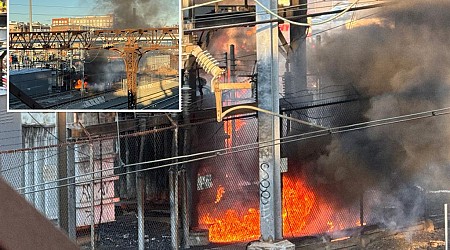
9, 21, 51, 32
51, 14, 114, 31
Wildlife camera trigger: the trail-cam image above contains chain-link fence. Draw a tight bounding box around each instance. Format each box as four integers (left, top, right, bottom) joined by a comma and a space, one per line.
0, 122, 177, 249
0, 107, 449, 249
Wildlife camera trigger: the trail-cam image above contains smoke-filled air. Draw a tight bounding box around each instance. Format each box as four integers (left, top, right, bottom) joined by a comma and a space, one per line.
95, 0, 178, 28
298, 0, 450, 205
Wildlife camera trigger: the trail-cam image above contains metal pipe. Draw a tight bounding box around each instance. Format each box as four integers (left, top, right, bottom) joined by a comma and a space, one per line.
360, 191, 364, 227
445, 203, 448, 250
182, 89, 191, 249
35, 128, 45, 214
180, 168, 189, 249
169, 168, 179, 249
137, 119, 146, 250
25, 132, 35, 203
229, 44, 236, 83
170, 125, 179, 249
67, 141, 77, 240
90, 143, 95, 250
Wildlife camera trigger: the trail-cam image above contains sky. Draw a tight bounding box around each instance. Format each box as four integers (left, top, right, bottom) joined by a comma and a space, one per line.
9, 0, 179, 26
10, 0, 102, 24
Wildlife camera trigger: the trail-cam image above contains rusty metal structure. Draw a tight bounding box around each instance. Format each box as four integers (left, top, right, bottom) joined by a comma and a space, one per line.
9, 28, 179, 109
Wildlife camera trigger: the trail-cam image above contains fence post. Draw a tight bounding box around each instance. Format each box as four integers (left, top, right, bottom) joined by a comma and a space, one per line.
445, 203, 448, 250
67, 142, 76, 240
180, 167, 189, 248
137, 119, 146, 250
360, 191, 364, 226
170, 125, 179, 249
58, 113, 69, 234
90, 143, 95, 250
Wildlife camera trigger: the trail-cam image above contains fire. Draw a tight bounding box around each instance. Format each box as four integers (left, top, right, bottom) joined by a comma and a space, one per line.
327, 221, 335, 231
200, 208, 260, 243
199, 175, 316, 243
224, 120, 233, 148
223, 119, 247, 148
282, 176, 315, 236
214, 185, 225, 204
75, 79, 88, 90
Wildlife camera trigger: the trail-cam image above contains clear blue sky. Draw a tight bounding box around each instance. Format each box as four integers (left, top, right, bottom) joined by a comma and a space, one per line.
10, 0, 103, 24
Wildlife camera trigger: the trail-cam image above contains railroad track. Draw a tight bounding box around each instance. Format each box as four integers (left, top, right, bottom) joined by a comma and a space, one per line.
9, 87, 120, 110
9, 77, 179, 110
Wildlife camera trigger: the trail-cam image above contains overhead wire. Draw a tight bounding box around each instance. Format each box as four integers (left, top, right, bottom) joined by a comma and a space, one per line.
26, 113, 115, 164
17, 106, 450, 193
184, 0, 384, 28
253, 0, 359, 27
187, 0, 381, 24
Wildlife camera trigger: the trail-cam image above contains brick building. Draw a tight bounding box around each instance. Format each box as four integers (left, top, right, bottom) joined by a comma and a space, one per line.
51, 14, 114, 31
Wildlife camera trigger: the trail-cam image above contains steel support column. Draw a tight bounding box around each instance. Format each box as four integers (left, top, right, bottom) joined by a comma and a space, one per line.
122, 43, 142, 109
256, 0, 282, 241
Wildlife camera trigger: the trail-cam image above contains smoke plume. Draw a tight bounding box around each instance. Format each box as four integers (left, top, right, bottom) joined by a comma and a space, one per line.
95, 0, 178, 28
294, 0, 450, 208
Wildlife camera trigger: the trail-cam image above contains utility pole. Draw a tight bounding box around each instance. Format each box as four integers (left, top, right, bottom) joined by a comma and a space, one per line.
255, 0, 282, 243
29, 0, 32, 32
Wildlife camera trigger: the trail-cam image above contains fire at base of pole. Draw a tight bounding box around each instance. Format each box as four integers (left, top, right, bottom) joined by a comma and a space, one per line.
247, 240, 295, 250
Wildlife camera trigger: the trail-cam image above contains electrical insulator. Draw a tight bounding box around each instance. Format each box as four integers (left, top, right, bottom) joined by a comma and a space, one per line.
181, 86, 191, 111
191, 46, 224, 78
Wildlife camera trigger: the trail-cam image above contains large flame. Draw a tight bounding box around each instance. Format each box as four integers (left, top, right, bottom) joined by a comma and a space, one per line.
214, 185, 225, 204
282, 176, 315, 236
199, 175, 316, 243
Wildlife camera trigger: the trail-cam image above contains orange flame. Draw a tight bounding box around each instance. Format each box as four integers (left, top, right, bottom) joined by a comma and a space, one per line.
214, 185, 225, 204
200, 208, 260, 243
327, 221, 335, 231
282, 176, 315, 236
224, 120, 233, 148
199, 175, 316, 243
75, 79, 88, 89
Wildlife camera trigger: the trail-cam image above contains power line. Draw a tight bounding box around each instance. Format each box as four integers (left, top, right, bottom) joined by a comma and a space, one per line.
253, 0, 360, 27
184, 2, 387, 32
188, 0, 383, 24
17, 105, 450, 193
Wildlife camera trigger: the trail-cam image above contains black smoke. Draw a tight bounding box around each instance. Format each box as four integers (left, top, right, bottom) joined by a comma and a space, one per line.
289, 0, 450, 215
95, 0, 178, 28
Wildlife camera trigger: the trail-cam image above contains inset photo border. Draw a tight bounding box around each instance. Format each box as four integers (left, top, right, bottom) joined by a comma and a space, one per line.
7, 0, 181, 112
